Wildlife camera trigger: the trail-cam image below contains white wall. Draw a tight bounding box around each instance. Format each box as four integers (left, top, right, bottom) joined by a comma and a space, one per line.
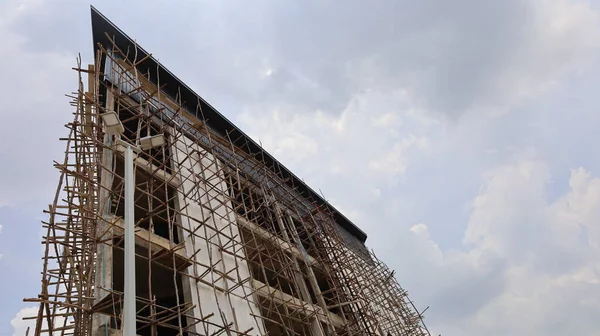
171, 130, 265, 336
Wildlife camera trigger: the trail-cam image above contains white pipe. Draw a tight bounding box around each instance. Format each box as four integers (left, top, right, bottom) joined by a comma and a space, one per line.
123, 145, 136, 335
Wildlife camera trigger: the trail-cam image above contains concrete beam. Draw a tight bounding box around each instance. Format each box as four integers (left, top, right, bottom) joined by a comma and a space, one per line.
235, 215, 319, 267
107, 216, 190, 269
251, 279, 346, 328
113, 144, 181, 189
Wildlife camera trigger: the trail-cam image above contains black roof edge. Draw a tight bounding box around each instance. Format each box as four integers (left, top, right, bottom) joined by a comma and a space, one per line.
90, 6, 368, 243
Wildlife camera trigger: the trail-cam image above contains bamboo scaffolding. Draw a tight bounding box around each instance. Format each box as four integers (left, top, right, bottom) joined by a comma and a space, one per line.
23, 38, 430, 336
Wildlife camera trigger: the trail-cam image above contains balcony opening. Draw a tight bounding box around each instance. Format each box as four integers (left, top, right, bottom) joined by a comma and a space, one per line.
224, 172, 282, 236
111, 155, 179, 243
111, 243, 189, 336
114, 100, 172, 174
240, 227, 303, 299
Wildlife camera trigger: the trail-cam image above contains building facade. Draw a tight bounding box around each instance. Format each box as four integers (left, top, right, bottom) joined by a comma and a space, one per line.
24, 8, 430, 336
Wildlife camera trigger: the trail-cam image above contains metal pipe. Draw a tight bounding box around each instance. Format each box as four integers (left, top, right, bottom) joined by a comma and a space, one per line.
123, 145, 136, 335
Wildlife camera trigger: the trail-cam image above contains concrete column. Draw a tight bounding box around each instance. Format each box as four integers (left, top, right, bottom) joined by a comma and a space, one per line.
92, 91, 115, 334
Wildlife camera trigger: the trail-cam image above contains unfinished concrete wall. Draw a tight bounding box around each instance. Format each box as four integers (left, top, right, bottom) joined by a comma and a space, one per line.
171, 129, 265, 336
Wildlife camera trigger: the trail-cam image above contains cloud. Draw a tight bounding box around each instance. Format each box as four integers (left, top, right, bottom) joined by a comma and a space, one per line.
393, 162, 600, 335
229, 0, 600, 329
234, 89, 437, 233
10, 306, 68, 336
10, 307, 36, 336
410, 223, 430, 238
173, 0, 600, 118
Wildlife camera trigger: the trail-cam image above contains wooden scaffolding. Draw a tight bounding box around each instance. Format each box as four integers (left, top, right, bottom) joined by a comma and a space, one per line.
23, 34, 430, 336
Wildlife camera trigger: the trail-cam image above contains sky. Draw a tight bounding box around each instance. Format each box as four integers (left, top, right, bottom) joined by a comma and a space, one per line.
1, 0, 600, 335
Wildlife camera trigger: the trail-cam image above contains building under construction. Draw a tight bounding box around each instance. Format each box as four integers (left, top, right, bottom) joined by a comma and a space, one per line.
24, 7, 431, 336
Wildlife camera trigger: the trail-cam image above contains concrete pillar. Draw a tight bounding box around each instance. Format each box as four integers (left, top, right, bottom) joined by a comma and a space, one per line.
92, 91, 115, 334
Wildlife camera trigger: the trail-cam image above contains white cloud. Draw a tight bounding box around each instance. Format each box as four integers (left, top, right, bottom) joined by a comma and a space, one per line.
228, 3, 600, 334
10, 307, 36, 336
459, 0, 600, 115
398, 162, 600, 335
367, 134, 428, 176
236, 89, 435, 189
236, 69, 600, 336
223, 0, 600, 118
410, 223, 430, 239
11, 306, 68, 336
